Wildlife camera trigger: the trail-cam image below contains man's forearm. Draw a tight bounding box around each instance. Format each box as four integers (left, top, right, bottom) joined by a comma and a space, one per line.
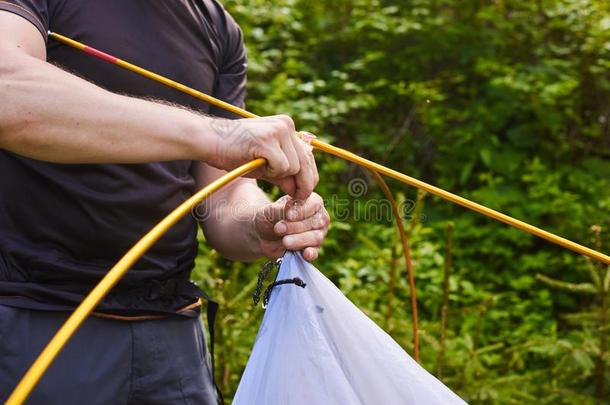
0, 50, 214, 164
200, 179, 270, 262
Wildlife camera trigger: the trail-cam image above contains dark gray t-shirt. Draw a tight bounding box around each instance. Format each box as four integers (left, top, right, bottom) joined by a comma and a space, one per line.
0, 0, 246, 314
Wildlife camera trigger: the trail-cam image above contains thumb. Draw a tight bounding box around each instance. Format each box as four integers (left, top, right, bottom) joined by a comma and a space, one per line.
254, 196, 292, 240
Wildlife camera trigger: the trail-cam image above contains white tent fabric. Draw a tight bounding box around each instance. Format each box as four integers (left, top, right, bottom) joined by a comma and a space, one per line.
233, 251, 467, 405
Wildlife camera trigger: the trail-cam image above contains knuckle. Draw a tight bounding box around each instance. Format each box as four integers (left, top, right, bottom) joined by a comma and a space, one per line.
278, 114, 295, 129
270, 158, 289, 174
315, 230, 324, 244
322, 206, 329, 217
288, 162, 300, 176
318, 216, 328, 230
272, 165, 288, 176
319, 217, 327, 230
282, 236, 294, 248
318, 212, 327, 227
271, 124, 283, 138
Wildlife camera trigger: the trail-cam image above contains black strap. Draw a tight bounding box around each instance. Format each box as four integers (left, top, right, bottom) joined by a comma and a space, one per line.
205, 294, 223, 405
252, 259, 279, 306
262, 277, 306, 308
180, 282, 224, 405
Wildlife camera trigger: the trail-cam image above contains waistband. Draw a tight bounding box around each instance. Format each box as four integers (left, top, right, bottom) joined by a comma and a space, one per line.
91, 298, 203, 321
0, 277, 208, 317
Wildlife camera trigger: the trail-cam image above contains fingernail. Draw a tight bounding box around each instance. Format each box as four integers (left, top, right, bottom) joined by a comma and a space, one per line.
284, 236, 294, 246
287, 209, 297, 221
275, 222, 287, 235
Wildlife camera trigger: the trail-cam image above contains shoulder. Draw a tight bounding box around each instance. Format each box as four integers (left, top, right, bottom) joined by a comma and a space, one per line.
201, 0, 242, 40
201, 0, 245, 66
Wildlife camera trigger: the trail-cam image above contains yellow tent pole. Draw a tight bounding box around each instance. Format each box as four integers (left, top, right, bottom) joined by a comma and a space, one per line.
5, 158, 266, 405
48, 31, 610, 266
310, 141, 610, 265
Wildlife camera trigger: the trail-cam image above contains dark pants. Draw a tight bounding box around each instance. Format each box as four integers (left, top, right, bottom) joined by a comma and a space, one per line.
0, 305, 218, 404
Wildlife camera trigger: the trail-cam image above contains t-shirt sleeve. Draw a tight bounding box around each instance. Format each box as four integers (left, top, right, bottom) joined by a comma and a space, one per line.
209, 11, 247, 119
0, 0, 49, 41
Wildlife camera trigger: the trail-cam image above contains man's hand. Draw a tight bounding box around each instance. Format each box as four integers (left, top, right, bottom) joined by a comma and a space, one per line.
253, 193, 330, 261
205, 115, 318, 201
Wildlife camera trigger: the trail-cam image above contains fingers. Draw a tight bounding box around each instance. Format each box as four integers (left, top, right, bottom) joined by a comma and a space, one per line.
254, 115, 317, 200
279, 130, 301, 177
282, 229, 327, 251
261, 115, 297, 177
256, 193, 324, 240
261, 241, 320, 261
291, 136, 318, 200
303, 247, 319, 261
209, 114, 317, 199
255, 193, 329, 261
262, 142, 291, 179
276, 194, 328, 261
273, 206, 328, 236
270, 133, 302, 197
285, 193, 324, 222
254, 195, 291, 240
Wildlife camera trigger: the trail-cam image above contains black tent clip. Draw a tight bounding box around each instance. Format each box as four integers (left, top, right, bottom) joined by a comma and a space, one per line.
252, 258, 306, 308
262, 277, 307, 309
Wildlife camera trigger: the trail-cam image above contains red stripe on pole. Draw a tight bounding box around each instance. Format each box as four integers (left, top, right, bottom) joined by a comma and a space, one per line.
83, 46, 119, 64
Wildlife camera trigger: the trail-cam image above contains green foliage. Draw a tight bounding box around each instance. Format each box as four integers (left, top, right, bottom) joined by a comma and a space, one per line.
192, 0, 610, 402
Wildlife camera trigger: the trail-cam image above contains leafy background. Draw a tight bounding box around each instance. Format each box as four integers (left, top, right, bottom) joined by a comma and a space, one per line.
191, 1, 610, 403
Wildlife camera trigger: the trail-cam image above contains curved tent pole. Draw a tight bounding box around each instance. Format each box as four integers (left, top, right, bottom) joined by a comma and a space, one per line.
370, 169, 420, 362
